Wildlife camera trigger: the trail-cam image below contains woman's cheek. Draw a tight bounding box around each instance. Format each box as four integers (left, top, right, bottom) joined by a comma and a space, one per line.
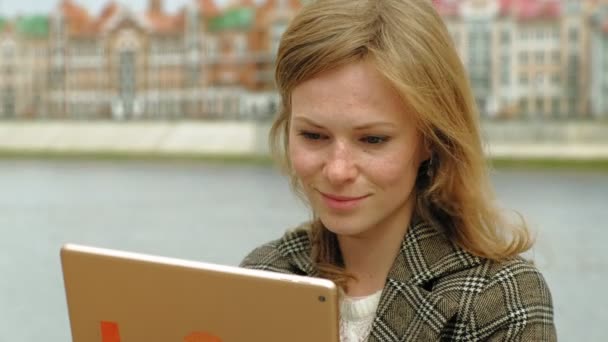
369, 152, 418, 188
289, 144, 321, 180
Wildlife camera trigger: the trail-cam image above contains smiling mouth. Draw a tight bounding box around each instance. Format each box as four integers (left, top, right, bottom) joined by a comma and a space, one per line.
318, 191, 370, 211
320, 192, 369, 201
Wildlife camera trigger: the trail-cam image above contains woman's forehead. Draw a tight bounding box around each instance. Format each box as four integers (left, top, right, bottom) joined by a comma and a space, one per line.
290, 61, 415, 127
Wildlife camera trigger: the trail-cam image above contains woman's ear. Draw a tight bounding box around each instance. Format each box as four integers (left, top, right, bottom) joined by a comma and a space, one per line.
421, 137, 433, 163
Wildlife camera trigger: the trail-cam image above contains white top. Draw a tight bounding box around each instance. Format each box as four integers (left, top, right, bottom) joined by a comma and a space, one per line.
339, 290, 383, 342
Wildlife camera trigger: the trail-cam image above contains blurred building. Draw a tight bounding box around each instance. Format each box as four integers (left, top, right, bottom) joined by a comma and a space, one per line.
590, 2, 608, 117
0, 16, 49, 118
438, 0, 608, 119
0, 0, 300, 120
0, 0, 606, 120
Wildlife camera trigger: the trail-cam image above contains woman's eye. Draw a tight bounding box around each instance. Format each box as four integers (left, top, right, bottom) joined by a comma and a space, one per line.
299, 131, 325, 140
361, 136, 389, 144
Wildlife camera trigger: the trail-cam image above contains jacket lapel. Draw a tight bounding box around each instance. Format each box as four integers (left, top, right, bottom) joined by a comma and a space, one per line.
276, 227, 319, 276
277, 220, 482, 341
369, 220, 482, 341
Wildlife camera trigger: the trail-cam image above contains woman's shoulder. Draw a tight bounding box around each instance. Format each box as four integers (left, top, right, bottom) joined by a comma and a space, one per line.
446, 254, 550, 290
415, 219, 552, 311
475, 255, 554, 311
239, 222, 313, 275
470, 256, 553, 312
435, 255, 556, 340
483, 255, 549, 287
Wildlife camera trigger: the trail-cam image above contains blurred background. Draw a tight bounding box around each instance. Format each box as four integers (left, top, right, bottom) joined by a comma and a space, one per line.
0, 0, 606, 341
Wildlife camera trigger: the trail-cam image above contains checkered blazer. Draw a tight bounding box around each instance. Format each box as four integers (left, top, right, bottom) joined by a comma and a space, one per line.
240, 219, 556, 341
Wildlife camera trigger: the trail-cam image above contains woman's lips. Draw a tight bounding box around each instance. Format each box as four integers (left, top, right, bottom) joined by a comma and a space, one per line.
319, 191, 369, 211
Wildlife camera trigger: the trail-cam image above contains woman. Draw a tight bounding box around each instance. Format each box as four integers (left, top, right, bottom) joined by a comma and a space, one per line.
241, 0, 556, 341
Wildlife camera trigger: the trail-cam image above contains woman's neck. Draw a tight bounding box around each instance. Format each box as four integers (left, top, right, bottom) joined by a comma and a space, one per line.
337, 198, 415, 297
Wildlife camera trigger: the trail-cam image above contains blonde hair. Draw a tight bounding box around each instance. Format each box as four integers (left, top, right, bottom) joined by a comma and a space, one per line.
270, 0, 533, 288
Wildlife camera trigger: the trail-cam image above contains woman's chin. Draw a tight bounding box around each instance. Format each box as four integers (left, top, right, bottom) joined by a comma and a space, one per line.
319, 216, 369, 237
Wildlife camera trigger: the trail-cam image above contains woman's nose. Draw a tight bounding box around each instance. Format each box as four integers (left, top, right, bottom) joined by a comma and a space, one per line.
323, 142, 358, 185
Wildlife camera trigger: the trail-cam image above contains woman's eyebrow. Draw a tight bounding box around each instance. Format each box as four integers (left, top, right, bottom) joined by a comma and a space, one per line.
292, 116, 325, 128
293, 116, 396, 130
352, 122, 396, 130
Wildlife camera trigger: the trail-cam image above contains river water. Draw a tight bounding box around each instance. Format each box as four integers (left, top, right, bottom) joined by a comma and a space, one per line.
0, 159, 605, 341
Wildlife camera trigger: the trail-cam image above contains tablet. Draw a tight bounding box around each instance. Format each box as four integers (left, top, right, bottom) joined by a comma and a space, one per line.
61, 244, 339, 342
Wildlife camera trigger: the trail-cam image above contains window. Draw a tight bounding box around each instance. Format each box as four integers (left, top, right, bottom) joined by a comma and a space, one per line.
501, 71, 510, 85
535, 73, 544, 86
501, 55, 510, 85
519, 51, 528, 64
603, 41, 608, 68
71, 41, 99, 57
536, 98, 544, 113
206, 37, 218, 58
2, 42, 15, 59
536, 51, 544, 64
568, 99, 577, 115
520, 73, 529, 84
569, 27, 579, 42
552, 98, 561, 116
501, 30, 510, 44
552, 51, 561, 63
2, 87, 15, 117
271, 21, 288, 54
269, 97, 277, 115
51, 69, 64, 85
520, 99, 528, 115
234, 35, 248, 58
169, 100, 179, 118
568, 55, 579, 85
551, 73, 561, 85
211, 97, 218, 115
150, 39, 162, 54
118, 50, 136, 117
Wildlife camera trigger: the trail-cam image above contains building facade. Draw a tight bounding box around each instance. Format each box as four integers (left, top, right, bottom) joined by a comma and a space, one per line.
590, 2, 608, 118
438, 0, 606, 119
0, 0, 606, 120
0, 16, 50, 119
0, 0, 301, 120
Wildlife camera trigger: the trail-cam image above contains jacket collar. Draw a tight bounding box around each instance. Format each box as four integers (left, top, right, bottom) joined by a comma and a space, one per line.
276, 218, 482, 286
388, 217, 482, 286
276, 218, 483, 341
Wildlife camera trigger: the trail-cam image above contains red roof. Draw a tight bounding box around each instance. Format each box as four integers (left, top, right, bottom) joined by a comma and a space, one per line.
499, 0, 561, 20
146, 11, 183, 33
433, 0, 461, 18
261, 0, 302, 10
60, 0, 187, 35
98, 2, 118, 22
0, 23, 14, 35
255, 0, 302, 29
61, 0, 90, 21
234, 0, 257, 8
92, 2, 118, 31
432, 0, 561, 21
60, 0, 94, 35
199, 0, 219, 17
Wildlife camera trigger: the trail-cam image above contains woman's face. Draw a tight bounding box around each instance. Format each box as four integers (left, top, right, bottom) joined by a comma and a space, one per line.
289, 60, 429, 238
